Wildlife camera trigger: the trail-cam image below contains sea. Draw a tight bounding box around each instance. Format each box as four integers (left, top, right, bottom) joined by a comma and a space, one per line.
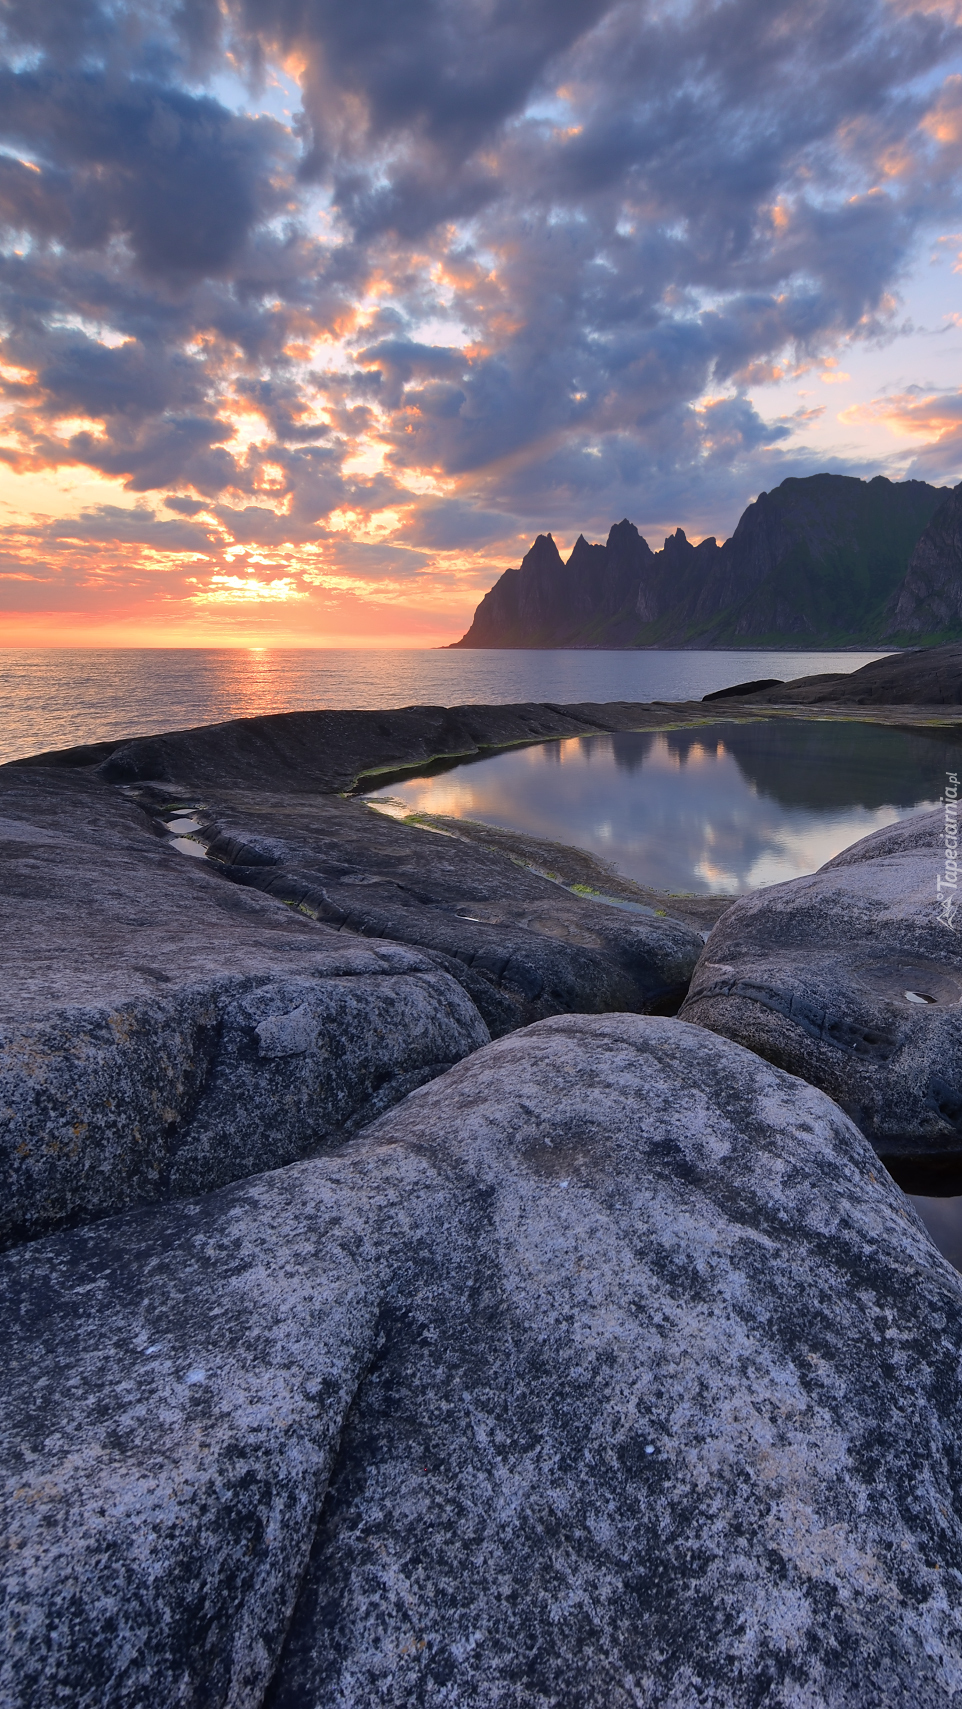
0, 645, 891, 766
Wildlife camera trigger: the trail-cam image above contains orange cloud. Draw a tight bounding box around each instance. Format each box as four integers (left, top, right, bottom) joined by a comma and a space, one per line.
841, 388, 962, 439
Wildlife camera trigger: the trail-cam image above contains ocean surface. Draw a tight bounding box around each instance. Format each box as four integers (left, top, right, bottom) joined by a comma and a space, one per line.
0, 645, 890, 766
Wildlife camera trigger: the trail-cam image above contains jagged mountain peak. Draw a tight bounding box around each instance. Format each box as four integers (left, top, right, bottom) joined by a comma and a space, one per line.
521, 532, 562, 561
451, 473, 952, 650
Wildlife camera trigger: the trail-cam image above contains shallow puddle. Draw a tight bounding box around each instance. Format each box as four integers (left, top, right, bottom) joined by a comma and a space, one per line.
884, 1157, 962, 1273
909, 1197, 962, 1272
160, 807, 210, 858
168, 836, 208, 858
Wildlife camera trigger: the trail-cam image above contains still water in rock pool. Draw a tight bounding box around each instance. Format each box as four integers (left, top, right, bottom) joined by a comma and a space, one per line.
366, 717, 957, 895
367, 717, 962, 1269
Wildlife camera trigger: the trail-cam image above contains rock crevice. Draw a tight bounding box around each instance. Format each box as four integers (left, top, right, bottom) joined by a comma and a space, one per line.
681, 806, 962, 1157
5, 1018, 962, 1707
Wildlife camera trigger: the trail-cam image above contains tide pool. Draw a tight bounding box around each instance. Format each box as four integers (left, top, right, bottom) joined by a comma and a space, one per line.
366, 718, 958, 895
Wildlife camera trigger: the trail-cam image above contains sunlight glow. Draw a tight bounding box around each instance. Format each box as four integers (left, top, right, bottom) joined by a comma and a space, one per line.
192, 575, 308, 604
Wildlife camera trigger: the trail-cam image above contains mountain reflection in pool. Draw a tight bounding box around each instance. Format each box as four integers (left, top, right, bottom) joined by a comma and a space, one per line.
366, 719, 958, 894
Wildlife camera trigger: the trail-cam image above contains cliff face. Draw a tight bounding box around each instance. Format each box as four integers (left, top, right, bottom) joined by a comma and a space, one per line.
697, 474, 948, 645
887, 484, 962, 640
455, 528, 651, 647
452, 474, 951, 649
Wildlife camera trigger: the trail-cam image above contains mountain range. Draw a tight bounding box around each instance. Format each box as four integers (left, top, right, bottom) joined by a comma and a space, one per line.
451, 474, 962, 649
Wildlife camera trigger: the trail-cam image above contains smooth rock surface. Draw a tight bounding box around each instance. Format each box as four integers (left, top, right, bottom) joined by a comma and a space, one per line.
702, 675, 783, 700
7, 701, 713, 994
188, 784, 704, 1034
737, 641, 962, 706
681, 806, 962, 1156
0, 766, 487, 1244
4, 1016, 962, 1707
0, 735, 706, 1240
11, 699, 708, 794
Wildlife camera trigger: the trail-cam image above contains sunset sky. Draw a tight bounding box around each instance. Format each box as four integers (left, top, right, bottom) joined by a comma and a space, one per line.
2, 0, 962, 647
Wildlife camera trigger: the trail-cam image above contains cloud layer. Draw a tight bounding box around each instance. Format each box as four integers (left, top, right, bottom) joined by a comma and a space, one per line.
2, 0, 962, 638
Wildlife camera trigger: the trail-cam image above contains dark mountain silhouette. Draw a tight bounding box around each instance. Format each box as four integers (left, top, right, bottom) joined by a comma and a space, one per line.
886, 483, 962, 640
451, 474, 953, 649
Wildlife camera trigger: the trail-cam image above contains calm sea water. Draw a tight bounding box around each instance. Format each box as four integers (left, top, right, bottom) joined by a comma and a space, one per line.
366, 720, 953, 894
0, 646, 890, 765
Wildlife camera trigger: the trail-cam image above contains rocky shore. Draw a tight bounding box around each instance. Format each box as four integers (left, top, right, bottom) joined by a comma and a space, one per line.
5, 647, 962, 1705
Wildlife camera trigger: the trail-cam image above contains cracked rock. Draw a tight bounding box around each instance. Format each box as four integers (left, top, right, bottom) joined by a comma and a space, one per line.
0, 767, 487, 1245
4, 1016, 962, 1706
680, 806, 962, 1158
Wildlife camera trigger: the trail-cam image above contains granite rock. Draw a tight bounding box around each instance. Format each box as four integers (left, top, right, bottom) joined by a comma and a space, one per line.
5, 1015, 962, 1707
0, 766, 487, 1244
11, 699, 703, 794
0, 739, 708, 1242
732, 641, 962, 706
190, 786, 704, 1033
680, 806, 962, 1157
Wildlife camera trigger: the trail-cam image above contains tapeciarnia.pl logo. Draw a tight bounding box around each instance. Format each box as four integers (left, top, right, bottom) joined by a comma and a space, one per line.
938, 771, 960, 929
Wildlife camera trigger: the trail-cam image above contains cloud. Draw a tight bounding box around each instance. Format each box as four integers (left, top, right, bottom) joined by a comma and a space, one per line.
40, 502, 218, 551
2, 0, 962, 632
235, 0, 610, 225
395, 499, 522, 550
0, 67, 290, 278
842, 385, 962, 481
193, 572, 306, 604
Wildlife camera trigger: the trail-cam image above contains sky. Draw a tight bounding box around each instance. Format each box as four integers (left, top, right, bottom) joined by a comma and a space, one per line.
2, 0, 962, 647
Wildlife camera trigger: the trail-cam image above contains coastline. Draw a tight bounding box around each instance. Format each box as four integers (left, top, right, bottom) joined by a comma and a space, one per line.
5, 672, 962, 1701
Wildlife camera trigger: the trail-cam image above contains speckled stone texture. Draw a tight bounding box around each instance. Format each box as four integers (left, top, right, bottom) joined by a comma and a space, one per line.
190, 787, 704, 1035
0, 766, 487, 1244
5, 1016, 962, 1707
0, 746, 706, 1246
680, 807, 962, 1158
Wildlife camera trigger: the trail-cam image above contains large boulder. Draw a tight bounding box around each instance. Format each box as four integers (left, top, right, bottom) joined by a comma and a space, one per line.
5, 1015, 962, 1706
0, 766, 487, 1245
680, 806, 962, 1158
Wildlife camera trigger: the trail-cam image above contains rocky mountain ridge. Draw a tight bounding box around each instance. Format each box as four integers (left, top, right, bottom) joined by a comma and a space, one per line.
453, 472, 961, 649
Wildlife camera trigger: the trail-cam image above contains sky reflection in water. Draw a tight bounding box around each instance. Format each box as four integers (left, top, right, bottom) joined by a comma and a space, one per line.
369, 719, 957, 895
372, 717, 962, 1270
